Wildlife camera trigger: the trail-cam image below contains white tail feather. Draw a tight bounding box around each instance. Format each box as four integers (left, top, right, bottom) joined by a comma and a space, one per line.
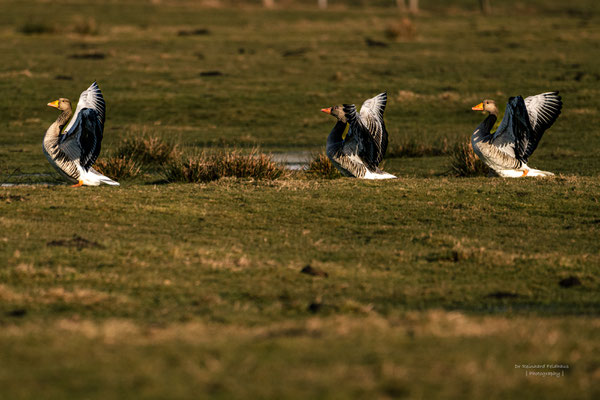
363, 169, 397, 180
497, 168, 554, 178
526, 168, 554, 177
82, 167, 120, 186
99, 175, 120, 185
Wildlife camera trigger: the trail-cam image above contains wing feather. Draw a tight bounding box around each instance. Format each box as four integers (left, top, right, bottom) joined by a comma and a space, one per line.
521, 92, 562, 161
58, 82, 106, 170
343, 92, 388, 168
492, 95, 543, 163
359, 92, 388, 162
491, 106, 517, 158
524, 91, 562, 135
62, 81, 106, 135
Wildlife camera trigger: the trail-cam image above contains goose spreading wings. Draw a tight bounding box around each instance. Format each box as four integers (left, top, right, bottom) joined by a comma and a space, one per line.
470, 91, 562, 177
321, 92, 396, 179
43, 82, 118, 186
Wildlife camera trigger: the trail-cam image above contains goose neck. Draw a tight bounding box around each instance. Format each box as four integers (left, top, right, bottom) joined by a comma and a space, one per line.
327, 121, 347, 145
56, 108, 72, 129
473, 113, 497, 140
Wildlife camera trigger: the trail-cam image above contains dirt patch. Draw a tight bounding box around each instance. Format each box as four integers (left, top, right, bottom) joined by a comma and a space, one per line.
365, 37, 388, 47
68, 52, 106, 60
281, 47, 308, 57
47, 235, 105, 250
486, 291, 519, 299
199, 71, 223, 77
177, 28, 210, 36
6, 308, 27, 318
559, 276, 582, 288
301, 264, 328, 278
0, 194, 27, 203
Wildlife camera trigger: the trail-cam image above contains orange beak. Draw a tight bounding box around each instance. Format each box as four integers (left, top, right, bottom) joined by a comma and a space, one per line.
472, 102, 484, 111
47, 100, 59, 108
321, 107, 332, 114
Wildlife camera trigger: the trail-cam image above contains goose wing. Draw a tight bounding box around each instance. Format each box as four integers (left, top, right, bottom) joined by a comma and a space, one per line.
491, 96, 531, 161
522, 91, 562, 161
343, 92, 388, 167
58, 82, 106, 170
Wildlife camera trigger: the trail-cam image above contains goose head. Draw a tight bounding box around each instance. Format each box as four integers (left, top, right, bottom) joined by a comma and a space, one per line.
47, 98, 72, 112
472, 99, 498, 116
321, 105, 347, 124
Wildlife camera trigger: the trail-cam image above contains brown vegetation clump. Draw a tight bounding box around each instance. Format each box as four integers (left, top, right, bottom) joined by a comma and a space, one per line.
449, 140, 490, 177
305, 153, 341, 179
163, 149, 286, 183
18, 16, 99, 36
94, 155, 142, 180
384, 17, 416, 41
71, 16, 99, 36
18, 21, 56, 35
387, 138, 449, 158
115, 135, 181, 165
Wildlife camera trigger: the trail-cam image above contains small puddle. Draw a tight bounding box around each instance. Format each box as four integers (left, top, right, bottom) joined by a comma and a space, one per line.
271, 151, 313, 170
1, 182, 62, 187
2, 154, 319, 184
1, 173, 62, 186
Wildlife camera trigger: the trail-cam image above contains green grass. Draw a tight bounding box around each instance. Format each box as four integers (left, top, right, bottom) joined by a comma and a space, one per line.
1, 0, 600, 399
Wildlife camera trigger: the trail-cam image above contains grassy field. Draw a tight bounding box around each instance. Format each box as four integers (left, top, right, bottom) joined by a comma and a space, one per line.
1, 0, 600, 399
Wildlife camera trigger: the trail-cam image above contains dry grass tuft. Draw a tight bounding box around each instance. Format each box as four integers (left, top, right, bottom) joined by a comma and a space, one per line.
387, 138, 449, 158
305, 153, 341, 179
71, 16, 99, 35
384, 17, 417, 41
163, 149, 286, 183
95, 155, 142, 180
115, 135, 181, 166
449, 140, 490, 177
395, 90, 419, 102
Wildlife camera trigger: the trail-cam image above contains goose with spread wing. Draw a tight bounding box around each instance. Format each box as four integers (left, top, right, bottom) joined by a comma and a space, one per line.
471, 92, 562, 177
321, 92, 396, 179
44, 82, 118, 186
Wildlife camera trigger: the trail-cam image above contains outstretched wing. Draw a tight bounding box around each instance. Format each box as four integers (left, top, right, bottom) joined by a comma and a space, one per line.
492, 96, 539, 163
343, 92, 388, 168
491, 100, 519, 158
58, 82, 106, 170
359, 92, 388, 161
522, 91, 562, 160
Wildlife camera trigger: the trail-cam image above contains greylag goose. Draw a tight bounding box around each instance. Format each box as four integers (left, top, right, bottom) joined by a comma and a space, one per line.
471, 92, 562, 177
44, 82, 118, 186
321, 92, 396, 179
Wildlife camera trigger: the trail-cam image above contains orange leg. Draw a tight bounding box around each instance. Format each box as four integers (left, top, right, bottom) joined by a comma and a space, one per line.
521, 170, 529, 177
70, 180, 84, 187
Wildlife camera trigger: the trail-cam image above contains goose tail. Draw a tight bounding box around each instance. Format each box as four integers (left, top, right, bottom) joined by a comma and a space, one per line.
99, 175, 120, 185
87, 168, 120, 186
364, 169, 397, 180
526, 168, 554, 177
